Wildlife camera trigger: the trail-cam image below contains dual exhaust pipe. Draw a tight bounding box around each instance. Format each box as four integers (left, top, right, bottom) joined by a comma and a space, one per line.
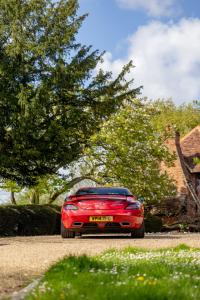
72, 221, 130, 227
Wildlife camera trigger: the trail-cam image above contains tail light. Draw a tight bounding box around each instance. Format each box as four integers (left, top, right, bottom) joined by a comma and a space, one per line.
126, 202, 141, 210
63, 204, 78, 211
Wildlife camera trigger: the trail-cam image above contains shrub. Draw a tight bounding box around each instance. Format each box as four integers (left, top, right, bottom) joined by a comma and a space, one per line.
145, 214, 163, 232
0, 205, 61, 236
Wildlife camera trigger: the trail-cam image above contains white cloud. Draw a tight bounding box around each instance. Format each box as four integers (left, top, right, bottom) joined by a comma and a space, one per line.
117, 0, 179, 17
99, 19, 200, 104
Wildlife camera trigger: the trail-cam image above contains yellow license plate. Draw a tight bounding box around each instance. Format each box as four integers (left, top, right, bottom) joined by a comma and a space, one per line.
89, 216, 113, 222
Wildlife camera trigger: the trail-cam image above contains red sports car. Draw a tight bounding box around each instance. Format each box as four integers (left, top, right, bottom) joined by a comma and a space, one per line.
61, 187, 144, 238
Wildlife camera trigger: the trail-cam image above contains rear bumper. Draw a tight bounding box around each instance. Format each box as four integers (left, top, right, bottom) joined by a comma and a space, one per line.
63, 223, 141, 234
64, 226, 138, 234
62, 211, 144, 233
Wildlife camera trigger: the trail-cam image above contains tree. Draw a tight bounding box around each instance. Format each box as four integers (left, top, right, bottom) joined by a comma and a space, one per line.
150, 98, 200, 202
0, 0, 140, 186
83, 99, 176, 203
0, 180, 22, 204
151, 99, 200, 136
16, 173, 96, 204
32, 174, 96, 204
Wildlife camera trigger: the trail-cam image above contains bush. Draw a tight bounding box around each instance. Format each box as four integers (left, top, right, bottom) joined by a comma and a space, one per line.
0, 205, 61, 236
0, 205, 163, 236
145, 214, 163, 232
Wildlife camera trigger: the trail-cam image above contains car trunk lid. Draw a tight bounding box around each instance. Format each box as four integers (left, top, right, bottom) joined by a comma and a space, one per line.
69, 195, 129, 210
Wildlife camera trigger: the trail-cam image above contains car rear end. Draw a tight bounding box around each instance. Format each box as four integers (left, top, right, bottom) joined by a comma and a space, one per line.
61, 187, 145, 238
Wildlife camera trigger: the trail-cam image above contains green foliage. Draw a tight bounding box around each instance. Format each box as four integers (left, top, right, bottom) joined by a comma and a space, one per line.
152, 99, 200, 136
83, 99, 176, 203
0, 0, 140, 186
16, 171, 96, 204
193, 157, 200, 165
17, 174, 67, 205
0, 179, 21, 193
0, 179, 22, 204
26, 247, 200, 300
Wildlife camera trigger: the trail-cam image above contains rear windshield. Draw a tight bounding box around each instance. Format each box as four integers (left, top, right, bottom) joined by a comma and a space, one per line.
76, 187, 132, 196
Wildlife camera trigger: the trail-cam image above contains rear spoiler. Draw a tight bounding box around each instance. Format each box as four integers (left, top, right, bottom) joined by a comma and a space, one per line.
65, 194, 138, 202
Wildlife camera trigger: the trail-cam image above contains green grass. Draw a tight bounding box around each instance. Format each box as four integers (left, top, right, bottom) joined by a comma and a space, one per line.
26, 245, 200, 300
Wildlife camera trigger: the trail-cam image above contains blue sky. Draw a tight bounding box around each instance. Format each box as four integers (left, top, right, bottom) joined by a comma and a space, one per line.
77, 0, 200, 103
79, 0, 147, 58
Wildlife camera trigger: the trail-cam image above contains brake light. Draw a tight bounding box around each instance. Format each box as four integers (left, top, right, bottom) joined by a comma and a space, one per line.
126, 202, 141, 210
63, 204, 78, 211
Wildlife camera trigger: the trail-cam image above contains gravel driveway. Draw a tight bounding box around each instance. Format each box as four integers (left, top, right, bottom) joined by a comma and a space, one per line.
0, 233, 200, 298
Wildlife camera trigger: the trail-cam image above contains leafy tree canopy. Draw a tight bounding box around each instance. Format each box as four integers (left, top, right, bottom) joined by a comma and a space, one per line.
25, 173, 96, 204
0, 0, 140, 186
83, 99, 176, 203
152, 99, 200, 136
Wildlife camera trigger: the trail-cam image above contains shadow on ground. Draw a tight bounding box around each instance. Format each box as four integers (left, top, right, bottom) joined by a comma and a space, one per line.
79, 234, 180, 240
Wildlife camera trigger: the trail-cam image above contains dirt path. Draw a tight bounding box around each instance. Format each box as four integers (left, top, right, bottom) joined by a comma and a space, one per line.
0, 233, 200, 298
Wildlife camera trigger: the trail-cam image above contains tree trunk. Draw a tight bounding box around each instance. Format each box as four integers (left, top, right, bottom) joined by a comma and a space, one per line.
49, 189, 65, 204
48, 176, 97, 204
10, 191, 17, 205
30, 189, 40, 204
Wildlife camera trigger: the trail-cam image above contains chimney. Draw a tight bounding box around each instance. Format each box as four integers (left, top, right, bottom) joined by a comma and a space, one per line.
175, 131, 190, 182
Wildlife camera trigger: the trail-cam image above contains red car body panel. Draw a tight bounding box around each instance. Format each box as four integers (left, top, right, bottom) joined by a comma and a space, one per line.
61, 191, 144, 234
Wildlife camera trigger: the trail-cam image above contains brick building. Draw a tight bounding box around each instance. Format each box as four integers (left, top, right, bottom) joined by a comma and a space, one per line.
161, 126, 200, 228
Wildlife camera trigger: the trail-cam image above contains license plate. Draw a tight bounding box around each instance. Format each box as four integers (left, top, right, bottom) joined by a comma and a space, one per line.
89, 216, 113, 222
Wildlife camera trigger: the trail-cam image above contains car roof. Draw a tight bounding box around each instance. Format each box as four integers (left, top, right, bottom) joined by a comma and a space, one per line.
77, 187, 127, 190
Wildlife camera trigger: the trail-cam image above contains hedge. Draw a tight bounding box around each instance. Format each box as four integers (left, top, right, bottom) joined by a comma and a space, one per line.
0, 205, 61, 236
0, 205, 162, 237
144, 214, 163, 233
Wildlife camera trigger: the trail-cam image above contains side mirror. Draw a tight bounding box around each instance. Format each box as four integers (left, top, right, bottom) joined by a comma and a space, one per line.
138, 197, 145, 204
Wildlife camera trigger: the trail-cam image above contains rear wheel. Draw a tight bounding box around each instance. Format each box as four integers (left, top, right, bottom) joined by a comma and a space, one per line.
61, 222, 75, 238
131, 222, 145, 238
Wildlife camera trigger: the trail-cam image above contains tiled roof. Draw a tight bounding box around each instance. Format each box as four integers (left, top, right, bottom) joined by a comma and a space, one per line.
180, 125, 200, 173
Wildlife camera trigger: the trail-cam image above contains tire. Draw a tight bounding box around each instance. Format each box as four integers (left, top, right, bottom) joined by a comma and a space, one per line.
61, 222, 75, 238
131, 222, 145, 238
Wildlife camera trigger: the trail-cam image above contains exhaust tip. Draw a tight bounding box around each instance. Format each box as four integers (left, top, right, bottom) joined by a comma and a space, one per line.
121, 222, 130, 226
73, 222, 83, 227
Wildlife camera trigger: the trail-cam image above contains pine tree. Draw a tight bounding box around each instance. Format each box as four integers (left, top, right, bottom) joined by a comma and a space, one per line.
0, 0, 140, 185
